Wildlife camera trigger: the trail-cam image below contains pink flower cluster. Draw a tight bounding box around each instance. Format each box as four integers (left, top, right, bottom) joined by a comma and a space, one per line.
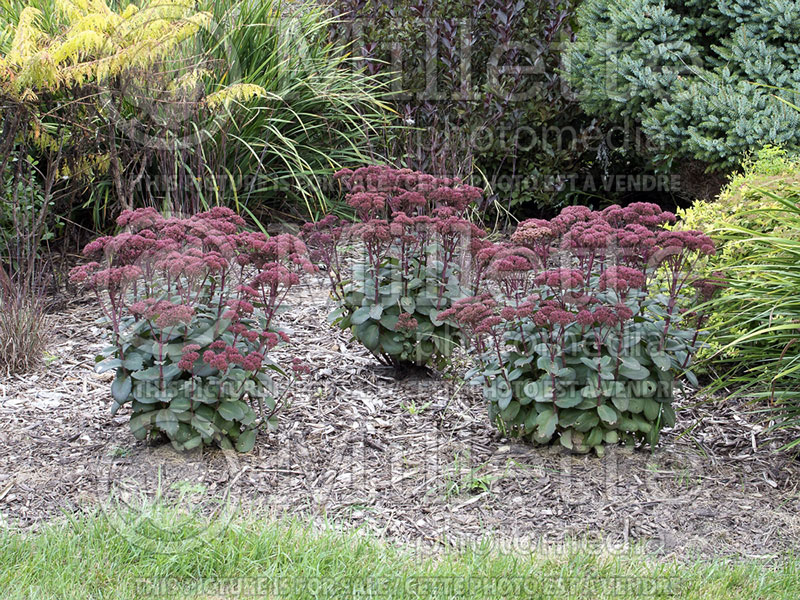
509, 218, 555, 259
177, 344, 202, 371
598, 266, 646, 294
347, 192, 387, 217
692, 271, 725, 302
441, 201, 722, 365
601, 202, 676, 229
334, 165, 482, 215
528, 302, 635, 329
68, 263, 142, 292
509, 202, 709, 270
236, 232, 315, 274
533, 301, 577, 327
487, 246, 539, 275
439, 294, 501, 334
193, 339, 265, 373
291, 358, 312, 375
534, 269, 585, 290
73, 207, 315, 283
561, 219, 615, 252
654, 230, 716, 255
396, 313, 419, 332
71, 207, 314, 391
71, 208, 315, 304
129, 299, 195, 328
304, 166, 488, 329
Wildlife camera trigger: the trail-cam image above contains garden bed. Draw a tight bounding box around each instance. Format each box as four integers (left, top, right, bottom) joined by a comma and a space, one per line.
1, 276, 799, 559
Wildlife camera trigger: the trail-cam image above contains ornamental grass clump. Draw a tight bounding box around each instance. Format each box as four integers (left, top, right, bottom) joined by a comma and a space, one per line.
303, 165, 488, 369
441, 203, 722, 455
70, 207, 315, 452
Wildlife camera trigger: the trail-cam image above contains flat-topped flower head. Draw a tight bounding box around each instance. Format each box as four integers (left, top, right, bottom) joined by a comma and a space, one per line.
534, 268, 584, 290
511, 219, 555, 252
396, 312, 419, 332
389, 191, 427, 213
486, 245, 538, 276
533, 301, 576, 327
561, 219, 615, 252
242, 352, 265, 371
177, 347, 200, 371
438, 293, 499, 330
251, 263, 300, 288
117, 207, 164, 230
352, 219, 391, 244
549, 205, 597, 235
68, 261, 101, 284
153, 303, 194, 328
347, 191, 386, 217
90, 265, 143, 292
238, 232, 315, 273
192, 206, 246, 230
602, 202, 676, 229
655, 230, 716, 255
598, 266, 646, 293
291, 358, 312, 375
591, 306, 618, 326
335, 165, 482, 216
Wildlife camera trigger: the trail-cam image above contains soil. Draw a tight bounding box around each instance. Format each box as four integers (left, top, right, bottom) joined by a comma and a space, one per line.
1, 276, 799, 559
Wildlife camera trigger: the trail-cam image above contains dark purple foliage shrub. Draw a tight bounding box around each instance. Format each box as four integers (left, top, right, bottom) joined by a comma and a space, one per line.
70, 207, 315, 452
328, 0, 624, 212
441, 203, 722, 454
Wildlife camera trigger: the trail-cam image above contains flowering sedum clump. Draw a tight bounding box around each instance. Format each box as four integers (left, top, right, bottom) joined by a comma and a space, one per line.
303, 165, 488, 369
70, 207, 315, 452
441, 203, 722, 454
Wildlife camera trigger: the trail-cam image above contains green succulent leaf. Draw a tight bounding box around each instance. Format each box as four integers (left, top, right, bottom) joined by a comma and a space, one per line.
351, 306, 372, 325
597, 404, 618, 425
111, 371, 132, 403
536, 409, 558, 440
554, 389, 584, 409
369, 304, 383, 320
651, 351, 672, 371
155, 409, 179, 436
619, 364, 650, 380
500, 400, 521, 421
358, 322, 380, 352
235, 429, 257, 453
96, 358, 123, 374
218, 401, 246, 422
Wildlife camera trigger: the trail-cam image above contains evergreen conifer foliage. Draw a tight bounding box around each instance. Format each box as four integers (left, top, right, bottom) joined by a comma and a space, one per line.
567, 0, 800, 171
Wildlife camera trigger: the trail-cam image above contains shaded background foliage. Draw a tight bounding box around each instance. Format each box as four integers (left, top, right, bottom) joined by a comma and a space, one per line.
328, 0, 667, 217
0, 0, 392, 237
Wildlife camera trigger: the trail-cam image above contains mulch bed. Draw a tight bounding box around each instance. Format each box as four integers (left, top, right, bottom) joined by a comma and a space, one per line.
2, 276, 799, 559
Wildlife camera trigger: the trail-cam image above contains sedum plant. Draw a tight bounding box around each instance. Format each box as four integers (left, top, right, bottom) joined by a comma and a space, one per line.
70, 207, 315, 452
303, 165, 487, 369
441, 203, 721, 454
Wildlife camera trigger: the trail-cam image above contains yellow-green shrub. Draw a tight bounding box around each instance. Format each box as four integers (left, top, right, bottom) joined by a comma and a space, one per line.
680, 145, 800, 240
678, 146, 800, 362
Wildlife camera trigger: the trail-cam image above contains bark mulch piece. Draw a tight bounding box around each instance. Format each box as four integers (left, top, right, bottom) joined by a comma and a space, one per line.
1, 277, 799, 559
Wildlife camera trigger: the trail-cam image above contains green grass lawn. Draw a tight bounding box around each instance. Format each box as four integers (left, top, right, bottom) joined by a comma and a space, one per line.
1, 508, 798, 599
